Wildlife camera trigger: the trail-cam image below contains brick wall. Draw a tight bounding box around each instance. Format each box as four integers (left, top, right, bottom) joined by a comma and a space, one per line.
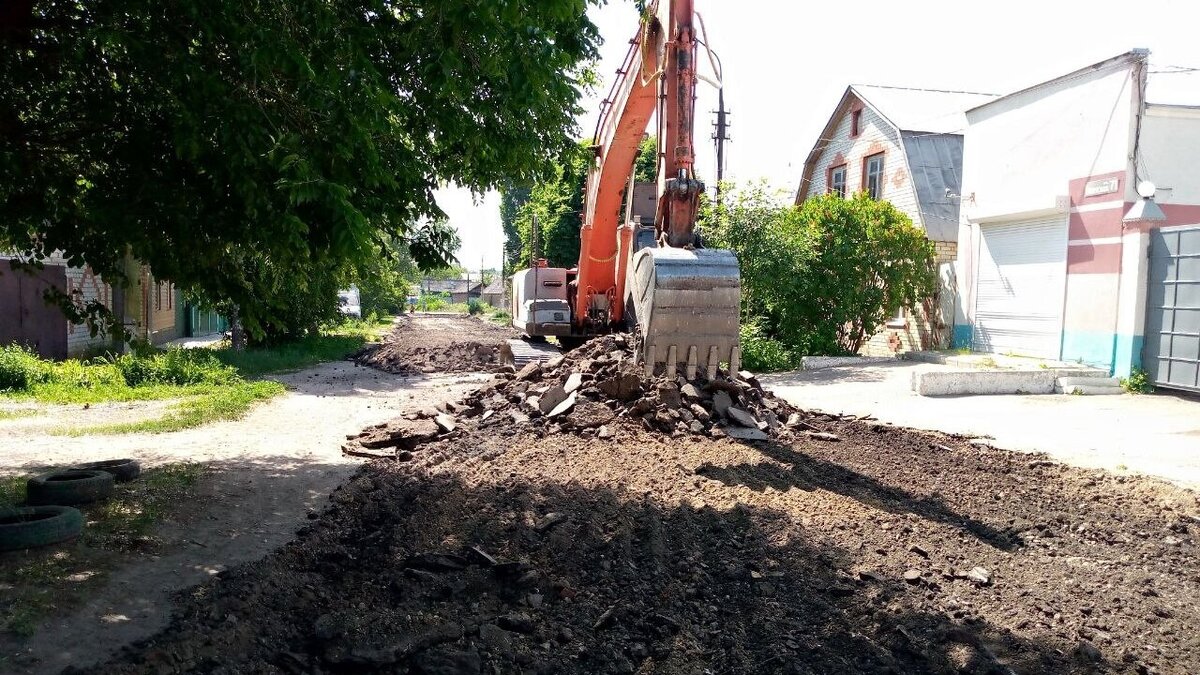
147, 277, 179, 344
859, 241, 958, 357
65, 264, 116, 356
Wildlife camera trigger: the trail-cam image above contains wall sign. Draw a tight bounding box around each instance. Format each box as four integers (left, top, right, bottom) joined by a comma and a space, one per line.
1084, 177, 1119, 197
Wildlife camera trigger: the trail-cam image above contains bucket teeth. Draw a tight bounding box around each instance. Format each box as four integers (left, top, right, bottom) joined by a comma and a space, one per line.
640, 342, 741, 380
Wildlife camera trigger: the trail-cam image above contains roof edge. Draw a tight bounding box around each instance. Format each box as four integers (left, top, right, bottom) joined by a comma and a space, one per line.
967, 50, 1148, 113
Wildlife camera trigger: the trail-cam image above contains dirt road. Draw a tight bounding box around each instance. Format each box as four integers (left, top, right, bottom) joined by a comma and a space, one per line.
81, 336, 1200, 675
354, 313, 517, 375
0, 340, 489, 673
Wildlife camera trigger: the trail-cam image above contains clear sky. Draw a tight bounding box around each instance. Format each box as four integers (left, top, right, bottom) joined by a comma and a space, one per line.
441, 0, 1200, 274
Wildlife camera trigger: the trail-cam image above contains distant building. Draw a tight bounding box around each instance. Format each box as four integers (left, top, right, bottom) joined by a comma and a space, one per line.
481, 278, 507, 308
419, 278, 482, 304
796, 84, 998, 355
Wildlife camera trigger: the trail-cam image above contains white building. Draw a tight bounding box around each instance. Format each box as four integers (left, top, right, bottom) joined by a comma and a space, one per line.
953, 50, 1200, 391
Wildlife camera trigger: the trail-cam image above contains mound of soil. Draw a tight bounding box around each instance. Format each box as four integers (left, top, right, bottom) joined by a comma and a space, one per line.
90, 335, 1200, 674
343, 333, 803, 460
355, 315, 518, 375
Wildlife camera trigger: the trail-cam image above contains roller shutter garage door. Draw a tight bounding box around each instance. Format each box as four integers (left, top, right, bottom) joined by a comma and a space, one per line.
1144, 226, 1200, 392
973, 217, 1067, 358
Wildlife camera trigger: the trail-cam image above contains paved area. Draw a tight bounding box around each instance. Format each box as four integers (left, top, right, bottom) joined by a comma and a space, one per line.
763, 361, 1200, 489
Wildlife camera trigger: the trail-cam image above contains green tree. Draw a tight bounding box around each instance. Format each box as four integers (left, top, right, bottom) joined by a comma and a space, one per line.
499, 183, 531, 277
0, 0, 602, 339
707, 188, 936, 362
423, 264, 469, 281
502, 135, 658, 272
354, 237, 421, 317
634, 135, 658, 183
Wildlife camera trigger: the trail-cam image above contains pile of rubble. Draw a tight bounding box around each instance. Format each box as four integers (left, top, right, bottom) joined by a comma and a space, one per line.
344, 335, 833, 460
354, 340, 509, 376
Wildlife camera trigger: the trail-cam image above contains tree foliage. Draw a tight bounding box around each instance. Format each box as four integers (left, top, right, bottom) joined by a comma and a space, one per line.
0, 0, 602, 339
354, 237, 420, 318
706, 188, 936, 362
499, 135, 658, 273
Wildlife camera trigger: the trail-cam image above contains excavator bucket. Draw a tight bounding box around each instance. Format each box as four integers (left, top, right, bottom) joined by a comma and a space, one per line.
628, 247, 741, 379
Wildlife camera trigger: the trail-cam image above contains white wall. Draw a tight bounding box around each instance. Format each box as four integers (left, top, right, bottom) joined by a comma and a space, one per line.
1141, 106, 1200, 206
804, 101, 921, 226
960, 64, 1136, 222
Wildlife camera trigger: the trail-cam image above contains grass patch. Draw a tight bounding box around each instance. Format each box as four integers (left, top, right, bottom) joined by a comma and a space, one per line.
488, 308, 511, 326
1, 316, 392, 434
55, 381, 285, 436
209, 315, 393, 377
0, 463, 202, 637
0, 409, 38, 421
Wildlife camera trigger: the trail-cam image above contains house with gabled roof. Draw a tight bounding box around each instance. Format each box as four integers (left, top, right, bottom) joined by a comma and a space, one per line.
795, 84, 998, 355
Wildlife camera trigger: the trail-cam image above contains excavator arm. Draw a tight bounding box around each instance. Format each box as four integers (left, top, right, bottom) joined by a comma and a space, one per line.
517, 0, 741, 377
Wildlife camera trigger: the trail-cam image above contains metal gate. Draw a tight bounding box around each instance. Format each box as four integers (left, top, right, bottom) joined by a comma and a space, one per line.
1144, 226, 1200, 392
0, 265, 68, 359
973, 217, 1068, 358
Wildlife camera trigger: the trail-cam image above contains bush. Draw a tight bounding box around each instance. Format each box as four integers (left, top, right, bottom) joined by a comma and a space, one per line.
706, 187, 936, 356
467, 298, 486, 315
1120, 368, 1155, 394
739, 320, 798, 373
0, 345, 51, 391
420, 293, 450, 312
112, 349, 240, 387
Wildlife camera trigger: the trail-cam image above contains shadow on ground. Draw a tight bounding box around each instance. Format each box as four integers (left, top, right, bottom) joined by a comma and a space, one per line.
0, 456, 359, 675
698, 438, 1018, 551
73, 463, 1094, 675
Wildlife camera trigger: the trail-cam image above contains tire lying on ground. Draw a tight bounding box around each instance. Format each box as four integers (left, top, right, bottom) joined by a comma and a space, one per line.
0, 506, 85, 551
26, 469, 116, 506
73, 458, 141, 483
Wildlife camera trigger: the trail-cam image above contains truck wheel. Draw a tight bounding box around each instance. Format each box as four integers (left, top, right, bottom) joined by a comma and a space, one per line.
26, 470, 116, 506
0, 506, 85, 551
73, 459, 141, 483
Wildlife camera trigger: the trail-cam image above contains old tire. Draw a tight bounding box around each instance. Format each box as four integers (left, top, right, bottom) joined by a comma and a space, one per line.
73, 459, 141, 483
26, 470, 116, 506
0, 506, 85, 551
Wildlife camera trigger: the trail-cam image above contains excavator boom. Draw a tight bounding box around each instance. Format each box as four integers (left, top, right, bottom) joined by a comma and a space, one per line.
513, 0, 741, 376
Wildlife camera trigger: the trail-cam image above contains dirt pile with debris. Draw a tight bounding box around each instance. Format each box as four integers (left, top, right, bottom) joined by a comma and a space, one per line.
88, 335, 1200, 675
344, 333, 823, 460
354, 314, 518, 375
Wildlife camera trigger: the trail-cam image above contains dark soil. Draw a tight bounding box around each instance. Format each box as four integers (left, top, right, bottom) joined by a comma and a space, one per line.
88, 337, 1200, 675
355, 315, 518, 375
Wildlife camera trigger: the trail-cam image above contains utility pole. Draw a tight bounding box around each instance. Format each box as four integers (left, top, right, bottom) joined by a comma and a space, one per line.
711, 86, 730, 204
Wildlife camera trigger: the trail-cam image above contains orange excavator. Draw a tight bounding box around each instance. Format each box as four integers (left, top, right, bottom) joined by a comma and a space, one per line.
511, 0, 741, 378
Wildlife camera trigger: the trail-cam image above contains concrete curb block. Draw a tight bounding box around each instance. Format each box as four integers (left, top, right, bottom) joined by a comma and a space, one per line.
801, 355, 897, 371
912, 370, 1058, 396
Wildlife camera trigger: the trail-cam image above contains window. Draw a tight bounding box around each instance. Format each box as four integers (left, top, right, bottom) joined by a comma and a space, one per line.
863, 153, 884, 199
887, 306, 906, 328
828, 165, 847, 198
850, 109, 863, 137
